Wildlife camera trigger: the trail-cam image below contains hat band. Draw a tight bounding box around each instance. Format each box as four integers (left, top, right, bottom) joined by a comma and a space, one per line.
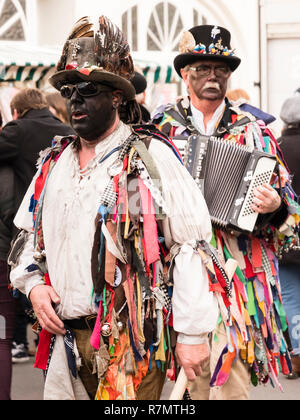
193, 41, 235, 57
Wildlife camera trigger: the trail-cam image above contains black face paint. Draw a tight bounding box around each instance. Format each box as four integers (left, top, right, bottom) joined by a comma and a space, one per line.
69, 87, 117, 141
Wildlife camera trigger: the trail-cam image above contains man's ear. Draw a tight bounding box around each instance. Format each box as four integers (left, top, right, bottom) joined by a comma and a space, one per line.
180, 68, 189, 85
112, 90, 123, 109
12, 109, 19, 120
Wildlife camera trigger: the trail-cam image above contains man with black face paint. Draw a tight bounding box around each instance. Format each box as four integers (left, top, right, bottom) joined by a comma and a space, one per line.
153, 25, 299, 400
7, 16, 232, 401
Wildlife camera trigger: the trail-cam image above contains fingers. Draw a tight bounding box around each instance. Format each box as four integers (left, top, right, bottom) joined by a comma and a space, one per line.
180, 360, 203, 381
175, 342, 209, 381
49, 288, 61, 306
30, 285, 66, 335
251, 184, 281, 214
191, 364, 203, 378
38, 304, 66, 335
183, 367, 198, 382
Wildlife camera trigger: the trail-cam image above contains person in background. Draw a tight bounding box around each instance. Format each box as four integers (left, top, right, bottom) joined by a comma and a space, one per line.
0, 88, 75, 363
131, 69, 151, 122
46, 91, 71, 125
277, 94, 300, 379
153, 24, 299, 400
226, 88, 250, 103
0, 110, 15, 400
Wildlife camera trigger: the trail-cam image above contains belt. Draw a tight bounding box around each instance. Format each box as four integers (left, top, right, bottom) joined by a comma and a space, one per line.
64, 314, 97, 331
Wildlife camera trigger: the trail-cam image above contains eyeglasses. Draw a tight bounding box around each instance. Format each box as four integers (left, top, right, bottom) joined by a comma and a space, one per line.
189, 64, 230, 77
60, 82, 112, 99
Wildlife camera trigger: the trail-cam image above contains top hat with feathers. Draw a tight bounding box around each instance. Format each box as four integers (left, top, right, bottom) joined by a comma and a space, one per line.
174, 24, 241, 77
49, 16, 136, 101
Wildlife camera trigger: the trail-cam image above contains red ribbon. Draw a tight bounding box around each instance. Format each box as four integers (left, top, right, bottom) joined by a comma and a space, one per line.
34, 272, 53, 370
138, 177, 159, 267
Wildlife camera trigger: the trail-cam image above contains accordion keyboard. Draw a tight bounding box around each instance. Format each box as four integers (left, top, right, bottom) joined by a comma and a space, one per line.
237, 156, 277, 231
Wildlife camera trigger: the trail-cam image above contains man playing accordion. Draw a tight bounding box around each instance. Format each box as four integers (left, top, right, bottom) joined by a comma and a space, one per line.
153, 24, 300, 400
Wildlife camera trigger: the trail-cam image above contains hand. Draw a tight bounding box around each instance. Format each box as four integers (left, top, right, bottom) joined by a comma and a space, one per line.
251, 184, 281, 214
175, 342, 210, 381
29, 285, 66, 335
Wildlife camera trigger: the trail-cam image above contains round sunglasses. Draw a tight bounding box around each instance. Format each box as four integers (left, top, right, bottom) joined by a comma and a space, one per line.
60, 82, 112, 99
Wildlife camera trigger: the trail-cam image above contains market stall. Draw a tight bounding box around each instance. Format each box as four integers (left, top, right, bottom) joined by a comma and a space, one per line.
0, 44, 181, 120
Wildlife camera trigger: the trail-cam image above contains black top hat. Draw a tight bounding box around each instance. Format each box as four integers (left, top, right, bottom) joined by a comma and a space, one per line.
174, 25, 241, 77
49, 16, 136, 101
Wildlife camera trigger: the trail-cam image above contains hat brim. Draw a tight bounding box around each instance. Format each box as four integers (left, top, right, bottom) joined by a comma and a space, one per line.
49, 69, 136, 101
174, 53, 241, 77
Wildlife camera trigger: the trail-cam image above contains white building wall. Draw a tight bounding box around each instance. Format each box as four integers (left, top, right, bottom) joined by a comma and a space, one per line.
260, 0, 300, 135
35, 0, 76, 46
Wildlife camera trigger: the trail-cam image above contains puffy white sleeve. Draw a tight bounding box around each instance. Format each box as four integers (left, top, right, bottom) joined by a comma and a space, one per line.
9, 173, 45, 297
149, 139, 219, 344
9, 232, 45, 297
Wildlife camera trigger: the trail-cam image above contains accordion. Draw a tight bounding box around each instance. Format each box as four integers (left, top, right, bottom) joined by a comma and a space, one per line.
183, 134, 277, 233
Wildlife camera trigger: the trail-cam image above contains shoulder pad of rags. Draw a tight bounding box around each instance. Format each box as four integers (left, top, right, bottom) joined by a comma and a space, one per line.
132, 124, 183, 164
239, 103, 276, 125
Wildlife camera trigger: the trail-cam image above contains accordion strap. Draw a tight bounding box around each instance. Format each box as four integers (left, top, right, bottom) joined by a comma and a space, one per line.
165, 105, 198, 136
215, 116, 251, 137
166, 101, 252, 138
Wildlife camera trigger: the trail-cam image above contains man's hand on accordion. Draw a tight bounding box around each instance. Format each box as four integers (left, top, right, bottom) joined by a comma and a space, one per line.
251, 184, 282, 214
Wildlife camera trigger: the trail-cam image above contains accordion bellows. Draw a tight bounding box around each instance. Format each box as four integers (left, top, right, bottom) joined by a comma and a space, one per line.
184, 135, 277, 232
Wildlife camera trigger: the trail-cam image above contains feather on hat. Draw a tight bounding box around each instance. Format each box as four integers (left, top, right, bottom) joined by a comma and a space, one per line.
49, 16, 135, 100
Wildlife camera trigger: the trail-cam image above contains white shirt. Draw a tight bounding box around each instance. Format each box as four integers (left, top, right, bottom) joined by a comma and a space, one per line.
10, 121, 219, 343
191, 100, 226, 135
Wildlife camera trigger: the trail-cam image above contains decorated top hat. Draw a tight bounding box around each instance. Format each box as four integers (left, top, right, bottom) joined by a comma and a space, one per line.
174, 24, 241, 77
49, 16, 136, 101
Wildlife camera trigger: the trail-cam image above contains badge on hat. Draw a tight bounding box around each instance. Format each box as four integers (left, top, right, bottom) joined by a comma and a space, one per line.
211, 26, 221, 39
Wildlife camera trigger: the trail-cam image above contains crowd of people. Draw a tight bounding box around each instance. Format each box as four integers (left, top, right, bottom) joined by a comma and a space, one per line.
0, 14, 299, 401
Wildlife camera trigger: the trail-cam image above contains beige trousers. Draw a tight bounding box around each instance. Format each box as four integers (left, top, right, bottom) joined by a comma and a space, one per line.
189, 323, 251, 400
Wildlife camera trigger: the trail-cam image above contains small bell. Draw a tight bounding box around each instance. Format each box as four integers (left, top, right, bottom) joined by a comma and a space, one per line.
101, 322, 112, 337
33, 251, 44, 262
108, 160, 123, 177
117, 321, 124, 332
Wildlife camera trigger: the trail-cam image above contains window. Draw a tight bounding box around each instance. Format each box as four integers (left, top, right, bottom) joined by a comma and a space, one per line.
147, 1, 183, 52
0, 0, 27, 40
193, 8, 207, 26
122, 5, 138, 51
122, 1, 209, 54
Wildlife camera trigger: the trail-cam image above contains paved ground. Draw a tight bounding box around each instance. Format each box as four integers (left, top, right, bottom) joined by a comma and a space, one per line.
11, 327, 300, 400
11, 358, 300, 400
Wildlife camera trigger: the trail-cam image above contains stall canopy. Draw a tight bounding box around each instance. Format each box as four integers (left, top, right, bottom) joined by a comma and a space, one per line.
0, 44, 179, 87
0, 44, 58, 87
